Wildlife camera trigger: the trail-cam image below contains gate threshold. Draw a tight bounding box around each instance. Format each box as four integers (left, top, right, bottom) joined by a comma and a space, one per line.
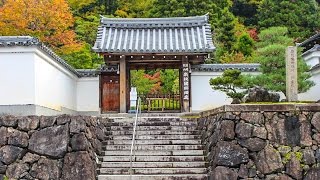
99, 112, 202, 118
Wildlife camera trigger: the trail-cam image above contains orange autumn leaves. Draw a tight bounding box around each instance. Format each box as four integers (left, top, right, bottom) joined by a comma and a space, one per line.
144, 72, 162, 93
0, 0, 81, 54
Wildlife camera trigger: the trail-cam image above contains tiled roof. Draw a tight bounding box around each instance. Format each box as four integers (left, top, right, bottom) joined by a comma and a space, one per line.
0, 36, 81, 77
302, 44, 320, 56
310, 63, 320, 71
0, 36, 40, 46
76, 69, 99, 77
191, 64, 260, 72
299, 33, 320, 48
93, 14, 215, 54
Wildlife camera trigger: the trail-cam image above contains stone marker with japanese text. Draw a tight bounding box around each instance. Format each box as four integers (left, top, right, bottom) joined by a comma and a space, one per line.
286, 46, 298, 101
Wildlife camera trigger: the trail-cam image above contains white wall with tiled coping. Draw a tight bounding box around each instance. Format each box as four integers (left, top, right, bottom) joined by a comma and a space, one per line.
0, 46, 100, 115
190, 71, 261, 112
299, 48, 320, 101
1, 44, 319, 115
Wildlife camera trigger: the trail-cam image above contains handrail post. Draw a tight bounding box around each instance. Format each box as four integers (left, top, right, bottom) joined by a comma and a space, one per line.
129, 97, 141, 180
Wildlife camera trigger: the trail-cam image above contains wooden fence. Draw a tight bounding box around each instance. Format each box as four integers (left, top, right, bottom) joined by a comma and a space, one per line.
137, 93, 181, 112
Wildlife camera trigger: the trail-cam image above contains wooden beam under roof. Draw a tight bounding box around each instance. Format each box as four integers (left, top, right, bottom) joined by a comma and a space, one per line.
103, 54, 207, 62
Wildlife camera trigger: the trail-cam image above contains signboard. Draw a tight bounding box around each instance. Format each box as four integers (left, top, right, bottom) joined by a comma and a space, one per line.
182, 63, 189, 100
128, 87, 137, 113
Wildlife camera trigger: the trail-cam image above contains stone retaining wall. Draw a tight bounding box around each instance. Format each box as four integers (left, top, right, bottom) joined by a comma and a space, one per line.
0, 115, 107, 180
198, 104, 320, 180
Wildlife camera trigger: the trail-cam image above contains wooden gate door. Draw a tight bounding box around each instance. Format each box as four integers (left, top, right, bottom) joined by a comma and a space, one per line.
101, 75, 120, 112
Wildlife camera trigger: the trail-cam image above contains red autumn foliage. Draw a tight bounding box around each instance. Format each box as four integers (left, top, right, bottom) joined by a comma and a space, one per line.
248, 28, 258, 41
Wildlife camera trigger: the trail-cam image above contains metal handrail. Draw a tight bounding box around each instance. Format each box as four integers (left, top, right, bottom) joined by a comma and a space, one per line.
129, 97, 141, 179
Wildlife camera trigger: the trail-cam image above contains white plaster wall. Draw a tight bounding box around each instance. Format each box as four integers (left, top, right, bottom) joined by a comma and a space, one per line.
34, 49, 78, 111
298, 69, 320, 101
191, 71, 230, 111
191, 71, 260, 112
303, 51, 320, 68
76, 77, 100, 112
0, 47, 36, 105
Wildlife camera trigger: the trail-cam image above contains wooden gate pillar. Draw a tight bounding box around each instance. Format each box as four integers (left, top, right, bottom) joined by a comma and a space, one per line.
120, 55, 127, 113
181, 56, 190, 112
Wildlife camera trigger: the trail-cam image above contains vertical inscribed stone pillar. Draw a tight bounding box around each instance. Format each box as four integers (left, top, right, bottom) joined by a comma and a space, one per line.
286, 46, 298, 102
120, 55, 127, 113
182, 56, 190, 112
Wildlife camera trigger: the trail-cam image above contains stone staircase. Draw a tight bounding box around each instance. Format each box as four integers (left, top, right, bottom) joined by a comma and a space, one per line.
97, 116, 207, 180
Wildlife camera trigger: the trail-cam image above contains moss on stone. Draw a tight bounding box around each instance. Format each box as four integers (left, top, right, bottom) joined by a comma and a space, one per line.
282, 151, 303, 163
283, 152, 292, 164
294, 152, 303, 162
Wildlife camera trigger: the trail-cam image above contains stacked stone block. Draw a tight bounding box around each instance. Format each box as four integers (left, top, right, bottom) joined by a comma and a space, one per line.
0, 115, 107, 180
198, 104, 320, 180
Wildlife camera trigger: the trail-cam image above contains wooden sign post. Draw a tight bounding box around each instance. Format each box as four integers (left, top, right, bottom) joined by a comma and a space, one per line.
182, 56, 190, 112
285, 46, 298, 102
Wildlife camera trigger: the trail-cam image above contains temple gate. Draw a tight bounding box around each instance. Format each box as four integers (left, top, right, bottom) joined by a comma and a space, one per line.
93, 14, 214, 113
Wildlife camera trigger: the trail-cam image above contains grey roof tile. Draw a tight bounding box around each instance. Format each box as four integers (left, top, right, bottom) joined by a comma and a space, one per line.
93, 14, 215, 54
191, 64, 260, 72
76, 69, 99, 77
310, 63, 320, 71
299, 33, 320, 47
302, 44, 320, 56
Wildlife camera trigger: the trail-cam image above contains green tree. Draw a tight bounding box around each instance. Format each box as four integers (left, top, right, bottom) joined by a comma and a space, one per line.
236, 33, 254, 57
257, 0, 320, 40
68, 0, 117, 15
115, 0, 154, 18
209, 69, 246, 100
150, 0, 243, 63
130, 70, 155, 94
160, 69, 179, 93
247, 27, 314, 95
74, 15, 100, 46
214, 7, 237, 59
231, 0, 262, 26
150, 0, 216, 19
62, 43, 103, 69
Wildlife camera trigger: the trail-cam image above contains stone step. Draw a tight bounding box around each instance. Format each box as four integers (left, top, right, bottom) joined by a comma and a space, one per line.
100, 156, 205, 162
99, 161, 206, 168
108, 130, 200, 136
98, 174, 208, 180
102, 113, 183, 118
107, 121, 197, 127
108, 134, 201, 140
98, 117, 206, 179
108, 126, 198, 131
107, 117, 193, 122
99, 168, 207, 175
103, 150, 204, 156
104, 139, 201, 145
104, 144, 203, 151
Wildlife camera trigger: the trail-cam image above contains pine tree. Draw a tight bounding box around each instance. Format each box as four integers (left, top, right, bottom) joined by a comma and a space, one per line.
209, 69, 246, 100
247, 27, 314, 95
